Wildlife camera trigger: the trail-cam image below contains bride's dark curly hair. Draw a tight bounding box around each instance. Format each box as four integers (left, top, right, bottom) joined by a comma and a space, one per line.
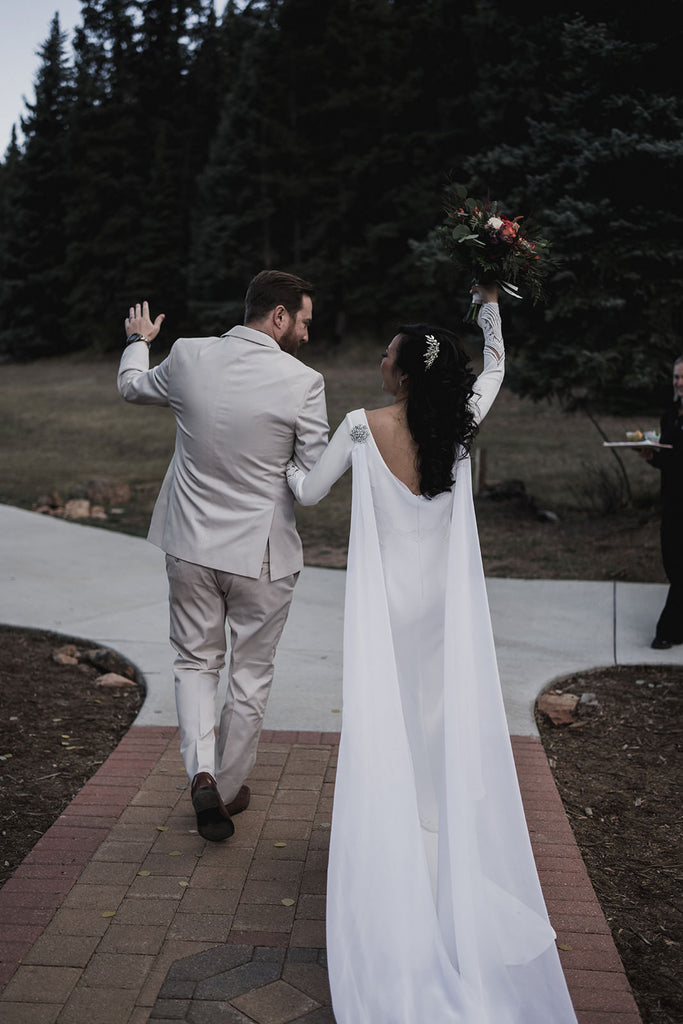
395, 323, 478, 498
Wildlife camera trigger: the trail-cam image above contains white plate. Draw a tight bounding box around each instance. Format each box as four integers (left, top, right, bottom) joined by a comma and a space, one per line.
602, 441, 672, 448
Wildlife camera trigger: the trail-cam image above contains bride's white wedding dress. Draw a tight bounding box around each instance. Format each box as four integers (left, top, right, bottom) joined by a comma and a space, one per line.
287, 305, 577, 1024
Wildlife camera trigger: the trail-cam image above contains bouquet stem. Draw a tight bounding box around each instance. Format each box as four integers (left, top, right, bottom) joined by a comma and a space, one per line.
463, 301, 480, 325
463, 277, 522, 325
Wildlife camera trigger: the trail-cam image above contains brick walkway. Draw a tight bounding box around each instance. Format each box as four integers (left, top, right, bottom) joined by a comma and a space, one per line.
0, 728, 642, 1024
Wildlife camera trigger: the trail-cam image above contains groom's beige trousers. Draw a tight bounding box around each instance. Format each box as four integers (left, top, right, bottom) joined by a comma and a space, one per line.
165, 554, 298, 804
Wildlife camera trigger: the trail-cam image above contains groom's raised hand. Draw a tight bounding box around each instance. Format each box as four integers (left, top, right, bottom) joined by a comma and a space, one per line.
125, 300, 165, 343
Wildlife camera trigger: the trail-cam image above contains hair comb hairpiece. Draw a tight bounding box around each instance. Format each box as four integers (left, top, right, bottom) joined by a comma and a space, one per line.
424, 334, 439, 370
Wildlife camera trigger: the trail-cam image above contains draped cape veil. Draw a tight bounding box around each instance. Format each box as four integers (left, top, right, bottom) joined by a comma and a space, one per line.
326, 410, 578, 1024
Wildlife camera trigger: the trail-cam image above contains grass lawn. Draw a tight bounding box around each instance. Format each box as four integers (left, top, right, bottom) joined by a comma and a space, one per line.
0, 339, 666, 583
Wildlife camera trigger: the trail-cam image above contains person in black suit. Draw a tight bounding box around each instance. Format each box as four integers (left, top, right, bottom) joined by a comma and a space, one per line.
641, 355, 683, 648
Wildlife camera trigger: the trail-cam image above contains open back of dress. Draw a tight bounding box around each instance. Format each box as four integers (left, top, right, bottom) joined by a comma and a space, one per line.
326, 409, 578, 1024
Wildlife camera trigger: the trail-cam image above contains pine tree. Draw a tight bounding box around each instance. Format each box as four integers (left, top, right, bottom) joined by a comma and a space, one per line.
61, 0, 223, 347
0, 129, 23, 356
63, 0, 146, 350
188, 0, 478, 338
459, 10, 683, 412
188, 0, 283, 333
129, 0, 222, 333
274, 0, 476, 336
0, 15, 74, 358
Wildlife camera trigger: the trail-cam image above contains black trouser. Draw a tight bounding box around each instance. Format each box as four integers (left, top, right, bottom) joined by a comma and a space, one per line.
656, 510, 683, 642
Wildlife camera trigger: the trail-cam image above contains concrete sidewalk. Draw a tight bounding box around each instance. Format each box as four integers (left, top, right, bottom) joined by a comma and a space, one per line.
0, 503, 677, 736
1, 503, 678, 1023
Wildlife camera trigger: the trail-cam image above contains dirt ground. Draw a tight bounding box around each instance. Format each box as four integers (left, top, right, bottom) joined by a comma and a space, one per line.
536, 664, 682, 1024
0, 627, 681, 1024
0, 624, 143, 889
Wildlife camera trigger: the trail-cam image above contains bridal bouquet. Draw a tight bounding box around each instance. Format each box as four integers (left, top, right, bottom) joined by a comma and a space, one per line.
437, 184, 555, 323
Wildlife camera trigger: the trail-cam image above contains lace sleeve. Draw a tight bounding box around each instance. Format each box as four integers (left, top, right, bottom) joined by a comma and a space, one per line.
478, 302, 504, 364
470, 303, 505, 425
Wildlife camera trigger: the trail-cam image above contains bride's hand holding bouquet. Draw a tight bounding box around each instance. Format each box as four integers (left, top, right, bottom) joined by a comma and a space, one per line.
470, 281, 498, 308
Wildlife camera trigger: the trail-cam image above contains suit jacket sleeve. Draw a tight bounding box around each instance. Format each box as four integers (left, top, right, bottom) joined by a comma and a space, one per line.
117, 340, 172, 406
293, 372, 329, 472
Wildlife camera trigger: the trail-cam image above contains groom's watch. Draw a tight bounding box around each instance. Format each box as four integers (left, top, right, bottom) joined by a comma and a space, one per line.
125, 333, 150, 347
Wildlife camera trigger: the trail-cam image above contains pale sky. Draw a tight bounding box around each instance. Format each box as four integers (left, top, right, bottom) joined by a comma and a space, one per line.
0, 1, 224, 153
0, 1, 83, 150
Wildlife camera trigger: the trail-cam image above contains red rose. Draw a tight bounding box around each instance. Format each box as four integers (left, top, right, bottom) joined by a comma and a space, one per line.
499, 218, 519, 241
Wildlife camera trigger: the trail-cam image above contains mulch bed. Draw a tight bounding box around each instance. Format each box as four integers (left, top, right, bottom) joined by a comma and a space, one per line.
0, 625, 680, 1024
0, 624, 143, 888
536, 663, 682, 1024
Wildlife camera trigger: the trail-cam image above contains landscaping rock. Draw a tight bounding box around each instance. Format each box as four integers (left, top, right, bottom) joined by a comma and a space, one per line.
536, 691, 579, 726
95, 672, 138, 688
64, 498, 91, 519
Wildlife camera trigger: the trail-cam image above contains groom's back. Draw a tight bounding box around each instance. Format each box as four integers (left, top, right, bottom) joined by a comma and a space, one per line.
147, 327, 327, 579
166, 332, 320, 494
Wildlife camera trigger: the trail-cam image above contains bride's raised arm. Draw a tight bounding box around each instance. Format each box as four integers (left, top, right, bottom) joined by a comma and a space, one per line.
287, 415, 355, 506
469, 285, 505, 425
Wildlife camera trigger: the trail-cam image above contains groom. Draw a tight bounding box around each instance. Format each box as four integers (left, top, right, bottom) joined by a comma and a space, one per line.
118, 271, 329, 841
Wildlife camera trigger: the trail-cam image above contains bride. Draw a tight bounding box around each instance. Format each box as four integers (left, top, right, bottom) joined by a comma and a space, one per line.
286, 284, 578, 1024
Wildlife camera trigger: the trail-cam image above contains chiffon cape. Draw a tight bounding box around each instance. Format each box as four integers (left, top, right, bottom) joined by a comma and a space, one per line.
326, 409, 578, 1024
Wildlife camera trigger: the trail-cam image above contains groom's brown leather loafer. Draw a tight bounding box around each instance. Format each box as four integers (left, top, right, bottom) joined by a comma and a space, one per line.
191, 772, 234, 842
226, 785, 251, 817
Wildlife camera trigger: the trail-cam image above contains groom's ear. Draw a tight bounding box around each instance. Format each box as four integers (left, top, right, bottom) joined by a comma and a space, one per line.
271, 304, 291, 338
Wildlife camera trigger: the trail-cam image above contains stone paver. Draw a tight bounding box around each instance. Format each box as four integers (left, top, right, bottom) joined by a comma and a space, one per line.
0, 729, 642, 1023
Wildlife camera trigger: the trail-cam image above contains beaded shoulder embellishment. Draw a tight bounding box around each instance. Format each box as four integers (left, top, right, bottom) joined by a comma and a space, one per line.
350, 424, 369, 444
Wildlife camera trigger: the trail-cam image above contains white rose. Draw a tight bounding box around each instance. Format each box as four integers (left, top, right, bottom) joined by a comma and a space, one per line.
486, 216, 503, 230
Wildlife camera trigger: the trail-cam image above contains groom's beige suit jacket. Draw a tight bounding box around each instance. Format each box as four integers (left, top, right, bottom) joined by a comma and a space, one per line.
117, 325, 329, 581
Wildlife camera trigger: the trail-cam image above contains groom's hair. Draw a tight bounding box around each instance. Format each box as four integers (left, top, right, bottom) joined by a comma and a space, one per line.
244, 270, 315, 323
